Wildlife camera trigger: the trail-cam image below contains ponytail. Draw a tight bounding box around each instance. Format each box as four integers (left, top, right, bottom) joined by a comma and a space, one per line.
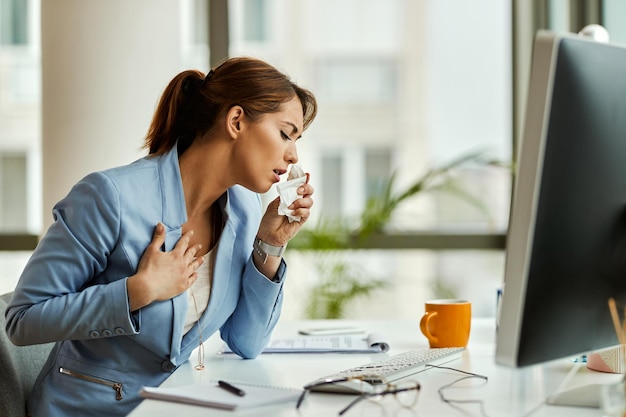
144, 70, 218, 155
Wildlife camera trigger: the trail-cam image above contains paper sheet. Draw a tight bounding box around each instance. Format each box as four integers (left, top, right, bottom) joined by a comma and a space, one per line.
220, 333, 389, 354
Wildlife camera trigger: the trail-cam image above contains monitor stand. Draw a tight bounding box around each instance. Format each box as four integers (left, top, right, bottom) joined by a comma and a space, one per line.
548, 381, 604, 407
546, 361, 623, 408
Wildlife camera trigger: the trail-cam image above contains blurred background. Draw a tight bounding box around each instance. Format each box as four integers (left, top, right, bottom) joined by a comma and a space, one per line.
1, 0, 624, 320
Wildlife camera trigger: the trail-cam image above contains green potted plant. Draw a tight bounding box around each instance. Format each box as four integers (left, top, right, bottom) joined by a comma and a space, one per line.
289, 151, 504, 319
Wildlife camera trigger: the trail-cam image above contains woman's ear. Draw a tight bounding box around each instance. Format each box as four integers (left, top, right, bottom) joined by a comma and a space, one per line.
225, 105, 245, 139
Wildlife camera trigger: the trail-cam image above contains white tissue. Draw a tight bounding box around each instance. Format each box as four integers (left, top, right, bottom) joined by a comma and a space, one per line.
276, 165, 307, 222
288, 164, 305, 180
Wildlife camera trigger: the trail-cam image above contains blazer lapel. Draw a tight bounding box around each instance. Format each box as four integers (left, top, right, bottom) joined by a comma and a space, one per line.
156, 145, 189, 364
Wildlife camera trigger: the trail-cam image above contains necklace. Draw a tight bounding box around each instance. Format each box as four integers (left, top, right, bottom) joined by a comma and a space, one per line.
190, 202, 221, 371
190, 286, 205, 370
190, 289, 204, 370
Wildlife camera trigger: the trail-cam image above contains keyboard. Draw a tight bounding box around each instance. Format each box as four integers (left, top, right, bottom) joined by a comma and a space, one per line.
304, 347, 465, 394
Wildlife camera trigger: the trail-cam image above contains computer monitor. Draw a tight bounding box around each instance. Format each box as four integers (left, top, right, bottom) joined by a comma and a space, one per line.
495, 30, 626, 375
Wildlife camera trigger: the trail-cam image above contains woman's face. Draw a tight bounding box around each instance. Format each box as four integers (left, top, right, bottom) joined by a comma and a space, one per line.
233, 97, 304, 193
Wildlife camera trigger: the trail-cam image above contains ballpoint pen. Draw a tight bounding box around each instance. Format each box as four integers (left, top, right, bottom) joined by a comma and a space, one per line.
217, 380, 246, 397
296, 389, 308, 409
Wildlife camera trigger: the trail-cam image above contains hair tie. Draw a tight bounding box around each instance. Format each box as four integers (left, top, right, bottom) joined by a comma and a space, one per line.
182, 76, 203, 94
204, 69, 214, 83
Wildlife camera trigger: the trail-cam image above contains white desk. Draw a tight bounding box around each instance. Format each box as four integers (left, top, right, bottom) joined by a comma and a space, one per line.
128, 319, 622, 417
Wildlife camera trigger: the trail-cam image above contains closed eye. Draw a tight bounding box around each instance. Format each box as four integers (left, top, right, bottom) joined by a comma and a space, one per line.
281, 131, 292, 141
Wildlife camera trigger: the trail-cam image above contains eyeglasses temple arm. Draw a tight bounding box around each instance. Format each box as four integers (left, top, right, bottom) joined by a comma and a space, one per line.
338, 395, 367, 416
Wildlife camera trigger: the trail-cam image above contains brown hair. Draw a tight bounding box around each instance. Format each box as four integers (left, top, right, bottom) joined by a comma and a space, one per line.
144, 57, 318, 155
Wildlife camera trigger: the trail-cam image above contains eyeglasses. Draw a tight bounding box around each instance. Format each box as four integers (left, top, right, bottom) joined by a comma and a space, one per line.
297, 375, 421, 415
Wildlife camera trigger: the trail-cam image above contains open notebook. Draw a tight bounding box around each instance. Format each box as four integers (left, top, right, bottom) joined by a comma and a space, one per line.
140, 380, 302, 410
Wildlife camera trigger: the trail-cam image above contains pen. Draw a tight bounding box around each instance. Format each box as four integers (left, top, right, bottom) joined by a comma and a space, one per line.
217, 380, 246, 397
296, 389, 308, 409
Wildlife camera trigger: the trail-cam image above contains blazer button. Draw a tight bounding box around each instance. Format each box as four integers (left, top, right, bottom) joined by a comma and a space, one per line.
161, 360, 176, 372
89, 330, 100, 338
102, 329, 113, 337
114, 327, 126, 335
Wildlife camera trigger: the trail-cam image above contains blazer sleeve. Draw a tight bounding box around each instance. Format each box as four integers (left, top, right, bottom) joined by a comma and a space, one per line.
219, 256, 286, 359
5, 172, 140, 346
216, 190, 286, 359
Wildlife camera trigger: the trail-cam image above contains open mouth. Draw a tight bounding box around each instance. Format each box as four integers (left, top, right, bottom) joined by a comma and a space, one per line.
273, 169, 287, 182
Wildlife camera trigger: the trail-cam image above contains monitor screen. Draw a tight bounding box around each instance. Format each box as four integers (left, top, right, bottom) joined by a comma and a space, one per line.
495, 30, 626, 368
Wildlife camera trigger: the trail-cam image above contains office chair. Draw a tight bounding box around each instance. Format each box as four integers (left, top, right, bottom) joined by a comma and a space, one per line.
0, 292, 53, 417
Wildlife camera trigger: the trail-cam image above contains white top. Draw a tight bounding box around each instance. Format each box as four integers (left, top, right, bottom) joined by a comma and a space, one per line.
183, 250, 213, 334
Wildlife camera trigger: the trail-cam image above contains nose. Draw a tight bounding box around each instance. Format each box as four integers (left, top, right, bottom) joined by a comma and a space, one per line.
286, 143, 298, 164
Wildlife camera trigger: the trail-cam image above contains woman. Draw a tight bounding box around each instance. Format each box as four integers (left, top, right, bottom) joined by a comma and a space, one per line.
5, 57, 317, 416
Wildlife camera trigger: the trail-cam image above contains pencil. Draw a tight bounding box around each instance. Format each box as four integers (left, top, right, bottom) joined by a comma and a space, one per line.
622, 305, 626, 346
608, 298, 626, 345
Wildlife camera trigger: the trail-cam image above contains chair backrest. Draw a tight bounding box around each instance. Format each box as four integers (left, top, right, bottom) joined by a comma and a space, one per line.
0, 292, 54, 417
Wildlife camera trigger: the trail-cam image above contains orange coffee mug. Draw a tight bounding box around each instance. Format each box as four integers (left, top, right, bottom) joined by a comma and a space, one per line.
419, 299, 471, 348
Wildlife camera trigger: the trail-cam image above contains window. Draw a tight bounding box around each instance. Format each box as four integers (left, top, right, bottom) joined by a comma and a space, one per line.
604, 0, 626, 43
320, 154, 343, 218
318, 147, 393, 220
0, 0, 39, 235
0, 153, 27, 231
365, 148, 392, 201
227, 0, 512, 319
243, 0, 267, 41
0, 0, 28, 45
316, 59, 396, 104
3, 0, 612, 318
0, 0, 39, 292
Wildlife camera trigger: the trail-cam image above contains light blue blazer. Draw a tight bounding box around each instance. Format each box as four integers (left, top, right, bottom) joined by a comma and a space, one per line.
5, 144, 286, 416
